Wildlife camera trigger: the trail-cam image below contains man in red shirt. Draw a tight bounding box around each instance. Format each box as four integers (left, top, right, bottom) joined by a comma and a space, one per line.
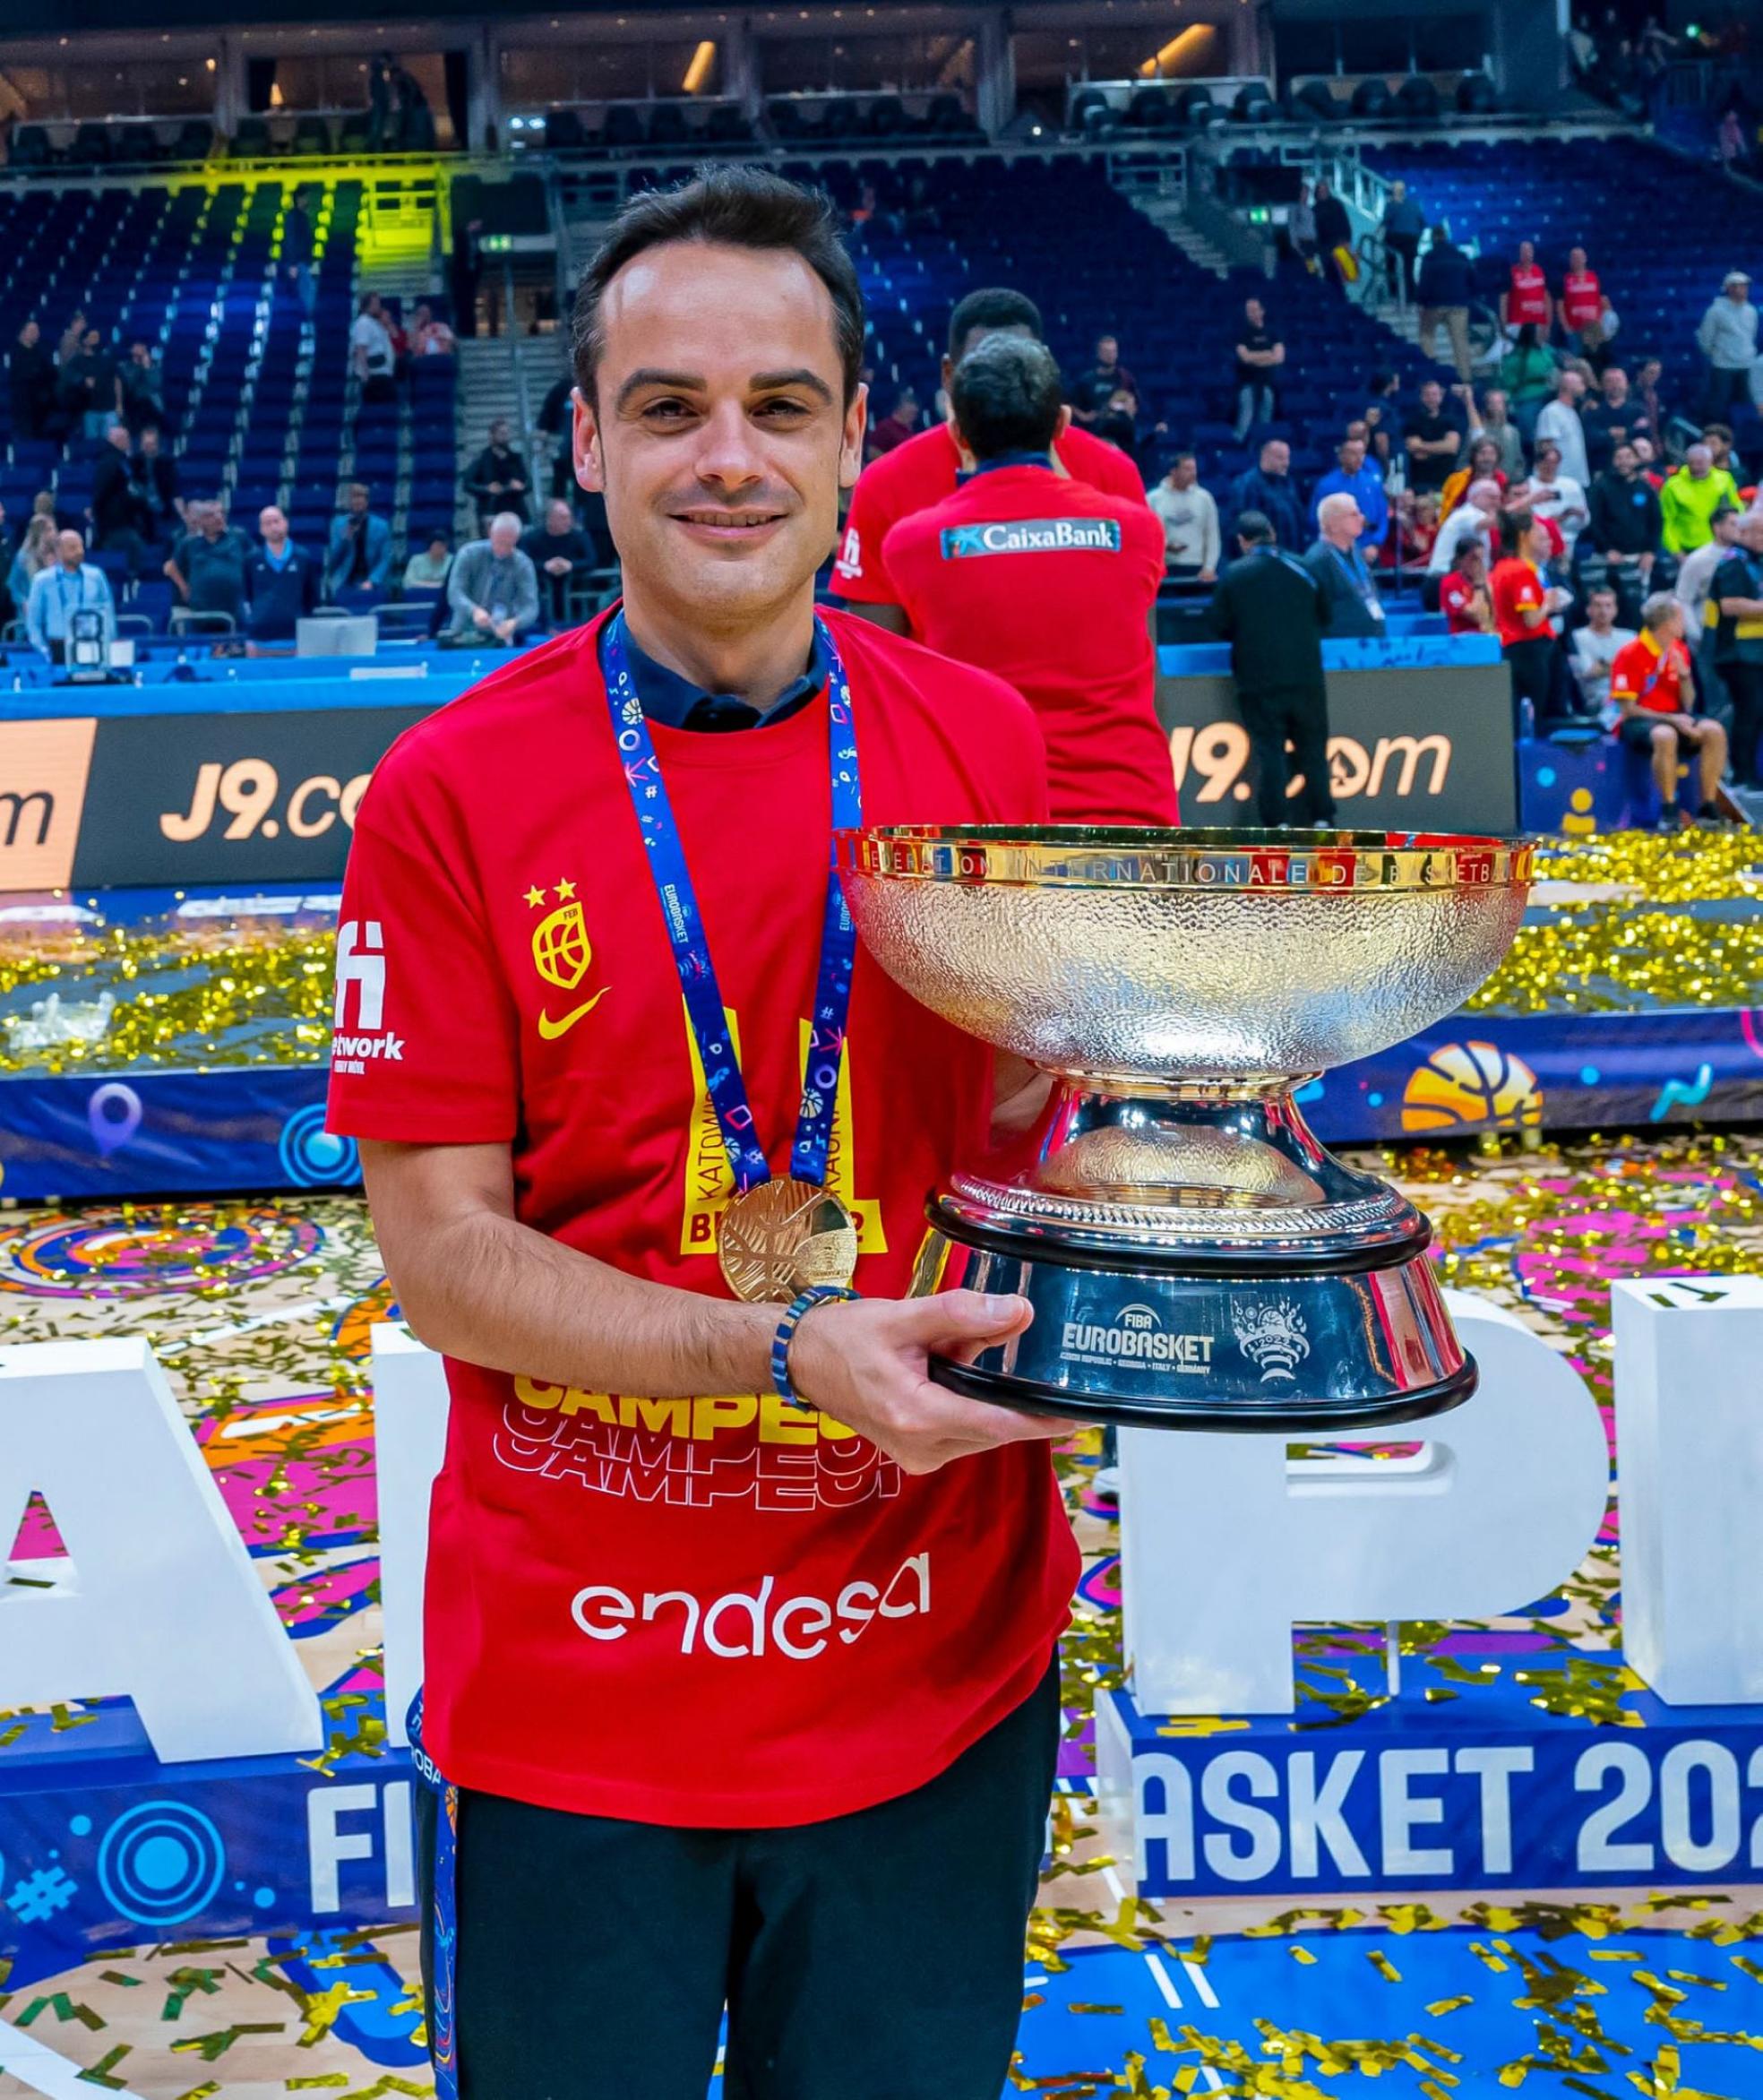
882, 334, 1175, 825
328, 168, 1079, 2100
1609, 591, 1731, 829
832, 284, 1145, 629
1560, 245, 1612, 357
1505, 239, 1552, 335
1440, 538, 1495, 635
1490, 507, 1571, 724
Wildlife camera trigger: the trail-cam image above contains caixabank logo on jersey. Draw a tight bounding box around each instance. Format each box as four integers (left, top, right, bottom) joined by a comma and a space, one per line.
941, 518, 1123, 558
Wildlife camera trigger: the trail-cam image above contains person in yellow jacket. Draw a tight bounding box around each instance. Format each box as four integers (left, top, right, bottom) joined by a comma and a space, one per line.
1659, 443, 1742, 554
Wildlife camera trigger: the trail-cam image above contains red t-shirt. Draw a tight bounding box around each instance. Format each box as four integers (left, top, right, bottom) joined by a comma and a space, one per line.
882, 463, 1177, 826
1490, 555, 1547, 646
1561, 269, 1603, 331
1610, 631, 1690, 714
1509, 263, 1551, 327
834, 419, 1145, 605
327, 609, 1079, 1826
1440, 571, 1487, 634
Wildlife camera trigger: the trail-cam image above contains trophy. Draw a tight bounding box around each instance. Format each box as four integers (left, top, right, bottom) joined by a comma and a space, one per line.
836, 827, 1533, 1433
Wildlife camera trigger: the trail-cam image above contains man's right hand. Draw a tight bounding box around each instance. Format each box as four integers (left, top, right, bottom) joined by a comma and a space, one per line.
787, 1290, 1079, 1476
472, 606, 492, 628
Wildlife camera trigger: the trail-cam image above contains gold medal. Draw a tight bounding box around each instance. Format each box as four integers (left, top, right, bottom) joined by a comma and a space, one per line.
718, 1178, 860, 1304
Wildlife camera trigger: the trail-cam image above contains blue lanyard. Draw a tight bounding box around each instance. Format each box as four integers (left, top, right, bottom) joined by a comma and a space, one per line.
601, 609, 861, 1194
1330, 544, 1372, 598
408, 1693, 459, 2100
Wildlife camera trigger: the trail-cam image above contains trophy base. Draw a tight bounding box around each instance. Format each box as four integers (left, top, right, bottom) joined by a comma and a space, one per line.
911, 1082, 1475, 1433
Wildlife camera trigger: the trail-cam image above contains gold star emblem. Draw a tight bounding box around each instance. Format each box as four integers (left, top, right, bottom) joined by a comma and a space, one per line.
555, 877, 577, 900
524, 885, 546, 909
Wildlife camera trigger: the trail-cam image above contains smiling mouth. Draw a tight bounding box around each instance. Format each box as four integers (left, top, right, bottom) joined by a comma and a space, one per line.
670, 509, 789, 533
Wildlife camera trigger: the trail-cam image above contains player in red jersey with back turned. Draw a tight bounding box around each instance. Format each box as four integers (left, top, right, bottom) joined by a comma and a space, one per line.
883, 332, 1176, 825
833, 284, 1146, 629
327, 168, 1079, 2100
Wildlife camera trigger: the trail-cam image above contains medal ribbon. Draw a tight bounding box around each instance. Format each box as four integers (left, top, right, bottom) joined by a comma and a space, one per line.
602, 609, 861, 1195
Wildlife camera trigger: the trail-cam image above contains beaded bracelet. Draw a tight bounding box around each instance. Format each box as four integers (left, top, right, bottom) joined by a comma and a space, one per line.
770, 1285, 860, 1405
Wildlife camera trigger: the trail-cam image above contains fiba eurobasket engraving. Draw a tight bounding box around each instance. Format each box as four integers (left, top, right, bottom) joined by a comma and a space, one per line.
836, 827, 1534, 1433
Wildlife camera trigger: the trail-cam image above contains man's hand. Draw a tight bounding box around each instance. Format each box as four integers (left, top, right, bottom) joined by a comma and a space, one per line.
1199, 565, 1217, 584
545, 556, 572, 575
788, 1291, 1079, 1476
494, 615, 517, 641
471, 606, 492, 629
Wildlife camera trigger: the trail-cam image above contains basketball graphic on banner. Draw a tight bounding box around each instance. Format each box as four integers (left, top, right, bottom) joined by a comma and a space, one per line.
1400, 1041, 1544, 1133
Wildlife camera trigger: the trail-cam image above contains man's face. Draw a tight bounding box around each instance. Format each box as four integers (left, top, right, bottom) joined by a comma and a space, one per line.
1459, 547, 1485, 585
348, 487, 368, 515
428, 537, 449, 563
1484, 389, 1509, 423
1170, 458, 1196, 489
1634, 436, 1656, 467
1260, 441, 1289, 478
490, 422, 510, 448
575, 239, 864, 638
20, 321, 37, 347
1244, 299, 1264, 330
107, 425, 129, 452
1420, 382, 1442, 413
1391, 181, 1406, 200
1688, 446, 1712, 480
1729, 280, 1750, 305
1471, 485, 1501, 517
1740, 517, 1763, 558
1346, 419, 1368, 444
82, 331, 99, 354
546, 500, 573, 535
260, 506, 288, 544
1604, 368, 1629, 403
1338, 440, 1365, 476
942, 319, 1033, 393
1330, 498, 1366, 543
489, 519, 520, 559
1639, 360, 1661, 387
1570, 247, 1587, 272
56, 530, 83, 569
1526, 518, 1552, 562
1563, 371, 1586, 402
202, 507, 224, 538
1656, 607, 1687, 647
367, 295, 384, 318
1536, 447, 1561, 481
1587, 590, 1616, 631
1714, 512, 1739, 545
141, 428, 159, 456
1518, 241, 1535, 266
1096, 335, 1118, 366
1613, 444, 1638, 479
132, 343, 150, 366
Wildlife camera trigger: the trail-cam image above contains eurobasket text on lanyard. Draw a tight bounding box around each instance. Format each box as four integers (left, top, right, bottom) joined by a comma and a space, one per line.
605, 606, 864, 1303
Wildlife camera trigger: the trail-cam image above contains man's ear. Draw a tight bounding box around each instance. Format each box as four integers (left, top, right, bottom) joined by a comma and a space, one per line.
573, 388, 605, 495
1054, 404, 1072, 442
840, 383, 869, 491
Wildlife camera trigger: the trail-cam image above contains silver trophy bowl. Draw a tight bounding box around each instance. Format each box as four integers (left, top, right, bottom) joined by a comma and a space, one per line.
838, 826, 1535, 1432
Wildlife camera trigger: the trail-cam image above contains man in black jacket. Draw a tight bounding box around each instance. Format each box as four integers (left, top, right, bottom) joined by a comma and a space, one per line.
129, 427, 184, 545
1416, 228, 1475, 383
1587, 442, 1663, 625
519, 498, 592, 630
462, 417, 532, 528
1210, 511, 1336, 826
1304, 491, 1384, 638
8, 320, 53, 442
90, 424, 150, 576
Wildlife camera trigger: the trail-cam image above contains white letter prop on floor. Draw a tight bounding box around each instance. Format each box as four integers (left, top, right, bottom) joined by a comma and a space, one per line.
372, 1323, 451, 1748
1612, 1273, 1763, 1705
1118, 1292, 1611, 1714
0, 1337, 322, 1760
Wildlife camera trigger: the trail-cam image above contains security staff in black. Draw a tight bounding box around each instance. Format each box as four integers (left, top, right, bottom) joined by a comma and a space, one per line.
1706, 510, 1763, 789
1208, 509, 1336, 825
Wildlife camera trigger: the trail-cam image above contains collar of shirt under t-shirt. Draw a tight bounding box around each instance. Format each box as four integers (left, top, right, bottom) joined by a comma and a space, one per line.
617, 615, 829, 734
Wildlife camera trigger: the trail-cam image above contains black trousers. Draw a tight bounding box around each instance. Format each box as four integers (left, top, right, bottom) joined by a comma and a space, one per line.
417, 1660, 1060, 2100
1386, 232, 1419, 300
1724, 658, 1763, 787
1240, 684, 1336, 825
1504, 636, 1558, 732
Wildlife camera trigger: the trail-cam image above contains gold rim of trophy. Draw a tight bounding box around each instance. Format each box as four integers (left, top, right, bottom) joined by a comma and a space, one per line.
837, 825, 1536, 894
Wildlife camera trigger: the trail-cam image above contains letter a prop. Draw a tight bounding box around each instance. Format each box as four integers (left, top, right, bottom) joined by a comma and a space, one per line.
0, 1338, 322, 1760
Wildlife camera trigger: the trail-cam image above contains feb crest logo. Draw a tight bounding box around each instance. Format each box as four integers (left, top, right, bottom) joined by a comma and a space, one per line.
525, 878, 610, 1040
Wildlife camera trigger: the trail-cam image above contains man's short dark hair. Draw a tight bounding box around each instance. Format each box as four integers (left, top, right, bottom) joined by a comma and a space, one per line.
949, 334, 1062, 460
1499, 507, 1535, 557
1706, 421, 1733, 445
1237, 510, 1276, 546
947, 287, 1042, 362
572, 164, 864, 407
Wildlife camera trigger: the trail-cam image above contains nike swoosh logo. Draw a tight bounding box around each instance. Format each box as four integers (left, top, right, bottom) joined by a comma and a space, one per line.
538, 987, 610, 1038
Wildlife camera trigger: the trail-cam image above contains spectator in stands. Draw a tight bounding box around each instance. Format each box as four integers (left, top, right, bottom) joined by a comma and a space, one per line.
833, 284, 1145, 626
282, 186, 318, 322
1228, 437, 1303, 552
8, 320, 52, 442
1498, 327, 1560, 427
536, 370, 577, 500
1440, 435, 1507, 524
1505, 240, 1552, 340
55, 310, 87, 370
244, 505, 321, 650
1525, 439, 1589, 558
1660, 443, 1742, 554
166, 499, 252, 634
1466, 384, 1526, 482
323, 483, 393, 598
1535, 369, 1590, 489
1148, 452, 1219, 581
1311, 435, 1387, 556
1703, 421, 1745, 485
351, 292, 397, 405
25, 528, 114, 662
1706, 511, 1763, 788
1092, 386, 1143, 463
1363, 369, 1403, 470
1632, 433, 1666, 488
116, 340, 165, 437
410, 301, 457, 357
1400, 489, 1442, 570
1581, 366, 1647, 471
1559, 247, 1613, 361
1305, 491, 1384, 637
447, 511, 539, 644
6, 514, 56, 618
1071, 334, 1139, 429
1231, 297, 1284, 443
1569, 585, 1635, 717
1287, 183, 1318, 272
1405, 378, 1463, 495
881, 333, 1173, 825
1696, 271, 1758, 421
1416, 226, 1475, 382
866, 387, 921, 459
59, 327, 113, 441
1633, 356, 1670, 452
90, 424, 149, 578
463, 417, 533, 528
521, 498, 591, 630
1675, 502, 1740, 645
1380, 179, 1424, 302
1611, 593, 1733, 826
129, 426, 183, 543
1492, 508, 1573, 726
1312, 178, 1351, 288
1440, 538, 1495, 634
1589, 442, 1663, 615
403, 529, 452, 592
1210, 511, 1334, 826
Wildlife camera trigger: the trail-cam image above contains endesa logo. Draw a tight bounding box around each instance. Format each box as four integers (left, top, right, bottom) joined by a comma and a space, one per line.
161, 760, 371, 847
569, 1551, 931, 1660
331, 918, 403, 1072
